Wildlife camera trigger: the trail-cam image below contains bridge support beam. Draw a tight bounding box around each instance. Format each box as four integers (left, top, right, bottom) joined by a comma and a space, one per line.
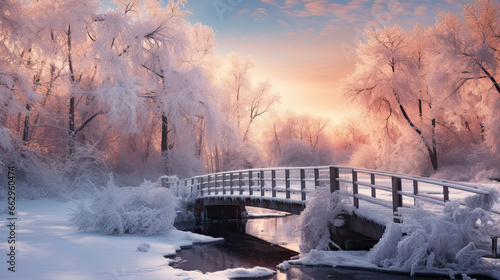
204, 205, 245, 220
329, 213, 386, 250
196, 197, 306, 216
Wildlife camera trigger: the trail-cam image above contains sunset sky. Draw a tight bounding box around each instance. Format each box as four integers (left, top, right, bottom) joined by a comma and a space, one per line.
184, 0, 475, 125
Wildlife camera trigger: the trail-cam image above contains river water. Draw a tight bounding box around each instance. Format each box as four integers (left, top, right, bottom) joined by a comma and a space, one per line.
170, 207, 473, 280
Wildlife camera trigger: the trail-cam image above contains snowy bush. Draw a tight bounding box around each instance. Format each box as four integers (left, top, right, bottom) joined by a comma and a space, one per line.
299, 187, 353, 253
348, 144, 378, 170
70, 176, 179, 235
367, 189, 499, 277
276, 139, 317, 167
0, 140, 108, 200
0, 126, 12, 151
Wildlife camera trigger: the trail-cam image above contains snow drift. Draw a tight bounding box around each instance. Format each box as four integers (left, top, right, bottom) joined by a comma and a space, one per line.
368, 189, 500, 277
299, 187, 353, 253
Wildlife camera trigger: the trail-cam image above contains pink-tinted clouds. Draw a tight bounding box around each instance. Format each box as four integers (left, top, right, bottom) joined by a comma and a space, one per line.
186, 0, 476, 125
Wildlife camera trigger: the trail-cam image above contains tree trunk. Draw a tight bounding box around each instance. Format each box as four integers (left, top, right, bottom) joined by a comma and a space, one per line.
427, 147, 438, 172
161, 114, 168, 153
22, 103, 30, 144
214, 145, 220, 173
67, 25, 76, 155
430, 118, 438, 171
394, 90, 438, 172
418, 99, 422, 121
68, 96, 75, 154
161, 114, 169, 174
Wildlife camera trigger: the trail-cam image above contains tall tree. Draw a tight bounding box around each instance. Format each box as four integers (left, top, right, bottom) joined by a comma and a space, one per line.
345, 25, 440, 172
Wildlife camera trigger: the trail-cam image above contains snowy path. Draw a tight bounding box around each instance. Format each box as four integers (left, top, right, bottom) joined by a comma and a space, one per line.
0, 199, 274, 280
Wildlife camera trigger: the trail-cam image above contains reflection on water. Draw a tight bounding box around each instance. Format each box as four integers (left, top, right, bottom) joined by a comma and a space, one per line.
245, 207, 301, 252
171, 222, 297, 273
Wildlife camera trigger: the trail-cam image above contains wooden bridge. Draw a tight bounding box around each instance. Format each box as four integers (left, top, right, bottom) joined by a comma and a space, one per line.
163, 165, 499, 251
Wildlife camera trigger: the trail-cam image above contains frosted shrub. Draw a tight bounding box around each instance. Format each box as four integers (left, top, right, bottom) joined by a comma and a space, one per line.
299, 187, 352, 253
0, 142, 108, 200
368, 189, 499, 277
276, 139, 318, 167
70, 177, 179, 235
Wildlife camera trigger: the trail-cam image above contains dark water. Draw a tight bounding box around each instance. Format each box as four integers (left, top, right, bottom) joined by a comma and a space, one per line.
170, 208, 489, 280
171, 222, 297, 273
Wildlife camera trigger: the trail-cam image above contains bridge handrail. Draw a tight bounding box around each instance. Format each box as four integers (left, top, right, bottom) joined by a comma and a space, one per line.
164, 165, 498, 220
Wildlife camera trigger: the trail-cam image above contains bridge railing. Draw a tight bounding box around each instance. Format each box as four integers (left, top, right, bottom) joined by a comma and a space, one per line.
163, 165, 498, 220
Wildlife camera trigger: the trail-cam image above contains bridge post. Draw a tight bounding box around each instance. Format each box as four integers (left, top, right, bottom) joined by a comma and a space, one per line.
443, 185, 449, 202
199, 177, 204, 196
285, 169, 291, 199
230, 173, 234, 195
191, 178, 195, 198
215, 174, 219, 195
300, 169, 306, 201
272, 170, 276, 197
370, 174, 376, 198
260, 170, 265, 197
352, 170, 359, 208
314, 168, 319, 187
222, 173, 226, 195
330, 166, 340, 193
176, 181, 180, 197
392, 176, 403, 223
239, 172, 243, 195
249, 171, 253, 196
208, 175, 212, 195
413, 180, 418, 206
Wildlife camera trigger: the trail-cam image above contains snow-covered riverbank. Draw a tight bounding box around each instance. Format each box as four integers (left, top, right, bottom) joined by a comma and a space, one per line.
0, 199, 274, 280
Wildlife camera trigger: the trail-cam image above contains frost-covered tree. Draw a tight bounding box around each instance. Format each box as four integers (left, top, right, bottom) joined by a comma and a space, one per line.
0, 0, 241, 195
265, 113, 335, 167
431, 0, 500, 156
331, 118, 368, 164
200, 52, 279, 172
343, 0, 500, 178
345, 25, 440, 172
218, 53, 279, 141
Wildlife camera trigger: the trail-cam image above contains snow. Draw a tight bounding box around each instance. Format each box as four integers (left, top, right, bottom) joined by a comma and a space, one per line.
0, 199, 274, 280
2, 172, 499, 280
282, 183, 500, 280
279, 249, 500, 279
69, 178, 179, 236
299, 187, 352, 253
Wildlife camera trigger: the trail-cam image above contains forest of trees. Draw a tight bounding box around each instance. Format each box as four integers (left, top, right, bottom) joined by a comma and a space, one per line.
344, 0, 500, 180
1, 0, 500, 197
0, 0, 281, 193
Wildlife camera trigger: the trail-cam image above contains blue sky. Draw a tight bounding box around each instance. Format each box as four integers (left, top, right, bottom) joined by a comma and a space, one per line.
183, 0, 474, 124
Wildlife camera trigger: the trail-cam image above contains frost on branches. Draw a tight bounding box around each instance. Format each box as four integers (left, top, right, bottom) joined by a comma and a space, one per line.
299, 187, 352, 253
368, 189, 500, 277
70, 176, 179, 236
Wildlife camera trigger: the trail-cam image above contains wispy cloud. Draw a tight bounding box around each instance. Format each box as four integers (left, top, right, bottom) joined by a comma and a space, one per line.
414, 6, 427, 15
305, 1, 328, 16
278, 19, 290, 26
236, 9, 250, 16
252, 7, 270, 20
261, 0, 278, 5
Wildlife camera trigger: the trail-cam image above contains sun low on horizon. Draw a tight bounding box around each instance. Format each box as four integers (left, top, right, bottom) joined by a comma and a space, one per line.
183, 0, 474, 126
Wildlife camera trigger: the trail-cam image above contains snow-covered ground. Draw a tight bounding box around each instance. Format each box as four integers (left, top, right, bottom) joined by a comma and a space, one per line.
285, 180, 500, 280
1, 180, 499, 280
0, 199, 274, 280
279, 249, 500, 279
